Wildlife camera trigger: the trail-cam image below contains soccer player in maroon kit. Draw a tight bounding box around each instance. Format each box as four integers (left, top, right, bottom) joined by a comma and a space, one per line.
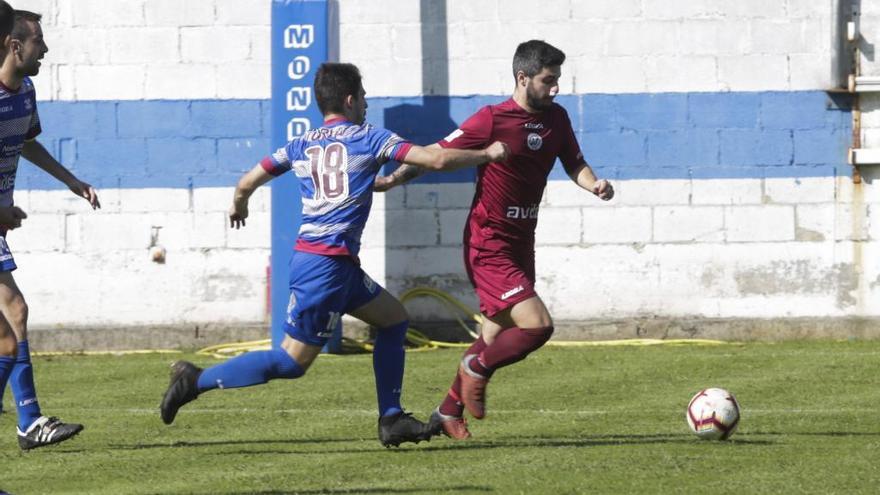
375, 40, 614, 439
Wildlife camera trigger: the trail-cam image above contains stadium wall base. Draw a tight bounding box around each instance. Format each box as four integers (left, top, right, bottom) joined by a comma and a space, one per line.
26, 317, 880, 353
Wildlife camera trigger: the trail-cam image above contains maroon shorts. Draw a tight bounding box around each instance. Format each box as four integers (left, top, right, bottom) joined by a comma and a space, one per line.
464, 244, 536, 317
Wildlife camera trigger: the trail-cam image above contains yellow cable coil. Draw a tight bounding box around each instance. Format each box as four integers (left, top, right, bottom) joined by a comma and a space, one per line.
31, 287, 727, 358
192, 286, 727, 359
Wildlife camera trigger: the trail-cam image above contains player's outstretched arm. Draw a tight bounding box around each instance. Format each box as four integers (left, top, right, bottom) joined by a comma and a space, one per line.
0, 206, 27, 230
373, 163, 423, 192
374, 141, 509, 192
22, 140, 100, 209
567, 161, 614, 201
404, 141, 508, 171
229, 164, 274, 229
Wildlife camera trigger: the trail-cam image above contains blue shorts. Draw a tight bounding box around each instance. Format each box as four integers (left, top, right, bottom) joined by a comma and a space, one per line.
0, 236, 17, 272
284, 251, 382, 347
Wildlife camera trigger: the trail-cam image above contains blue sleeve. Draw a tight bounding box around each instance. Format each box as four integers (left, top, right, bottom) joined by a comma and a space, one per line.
260, 141, 295, 177
368, 126, 412, 166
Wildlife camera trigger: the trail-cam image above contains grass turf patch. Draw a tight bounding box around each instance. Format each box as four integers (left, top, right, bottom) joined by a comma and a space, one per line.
0, 341, 878, 494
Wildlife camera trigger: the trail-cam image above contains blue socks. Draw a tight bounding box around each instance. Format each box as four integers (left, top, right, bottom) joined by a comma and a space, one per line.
11, 340, 41, 431
197, 348, 304, 392
0, 361, 6, 414
373, 320, 408, 417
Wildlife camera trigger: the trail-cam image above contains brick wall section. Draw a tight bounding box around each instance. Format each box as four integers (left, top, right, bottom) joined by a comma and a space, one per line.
15, 0, 837, 100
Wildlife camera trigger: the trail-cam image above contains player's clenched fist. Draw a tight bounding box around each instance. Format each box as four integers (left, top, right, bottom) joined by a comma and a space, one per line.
0, 206, 27, 229
485, 141, 510, 163
591, 179, 614, 201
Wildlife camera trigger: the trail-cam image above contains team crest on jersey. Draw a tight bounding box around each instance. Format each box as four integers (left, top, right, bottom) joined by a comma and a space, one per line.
527, 132, 543, 151
24, 98, 32, 111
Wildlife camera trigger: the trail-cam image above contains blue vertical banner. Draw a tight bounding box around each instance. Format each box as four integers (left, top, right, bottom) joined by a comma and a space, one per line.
270, 0, 338, 350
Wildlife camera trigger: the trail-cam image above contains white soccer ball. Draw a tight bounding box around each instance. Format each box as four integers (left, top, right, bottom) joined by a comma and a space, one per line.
686, 388, 741, 440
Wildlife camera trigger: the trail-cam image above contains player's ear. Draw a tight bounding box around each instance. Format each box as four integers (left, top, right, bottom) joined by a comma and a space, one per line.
515, 70, 528, 87
343, 94, 354, 109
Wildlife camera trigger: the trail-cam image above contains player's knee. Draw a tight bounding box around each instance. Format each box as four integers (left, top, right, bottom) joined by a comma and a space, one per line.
271, 349, 306, 379
523, 326, 554, 348
0, 332, 16, 357
376, 319, 408, 347
7, 296, 27, 327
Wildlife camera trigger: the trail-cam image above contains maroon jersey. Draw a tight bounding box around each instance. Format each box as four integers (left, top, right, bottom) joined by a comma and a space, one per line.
438, 98, 583, 251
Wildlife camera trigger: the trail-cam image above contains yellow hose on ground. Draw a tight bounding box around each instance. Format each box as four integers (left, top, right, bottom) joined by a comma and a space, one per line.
31, 287, 728, 358
193, 287, 729, 359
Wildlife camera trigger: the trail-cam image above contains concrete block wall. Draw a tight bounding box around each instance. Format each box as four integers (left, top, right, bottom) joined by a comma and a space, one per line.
9, 0, 872, 329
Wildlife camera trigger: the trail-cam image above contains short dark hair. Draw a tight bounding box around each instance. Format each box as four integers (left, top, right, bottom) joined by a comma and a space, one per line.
512, 40, 566, 79
314, 63, 362, 115
11, 10, 41, 42
0, 1, 14, 44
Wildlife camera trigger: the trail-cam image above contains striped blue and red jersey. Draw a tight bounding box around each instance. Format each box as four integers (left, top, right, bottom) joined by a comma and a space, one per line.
261, 118, 411, 258
0, 77, 41, 209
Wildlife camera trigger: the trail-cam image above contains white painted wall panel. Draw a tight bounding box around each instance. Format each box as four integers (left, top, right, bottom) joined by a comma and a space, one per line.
9, 0, 839, 101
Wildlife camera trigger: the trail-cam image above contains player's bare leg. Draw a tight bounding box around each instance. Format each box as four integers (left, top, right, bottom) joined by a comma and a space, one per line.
458, 295, 554, 419
349, 288, 435, 447
0, 314, 16, 415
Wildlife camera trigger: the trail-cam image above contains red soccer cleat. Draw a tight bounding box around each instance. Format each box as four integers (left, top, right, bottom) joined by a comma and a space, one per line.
429, 408, 472, 440
458, 355, 489, 419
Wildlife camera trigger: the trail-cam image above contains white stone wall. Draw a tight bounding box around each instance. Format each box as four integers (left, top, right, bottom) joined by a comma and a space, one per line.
18, 0, 839, 101
8, 0, 870, 327
384, 170, 880, 320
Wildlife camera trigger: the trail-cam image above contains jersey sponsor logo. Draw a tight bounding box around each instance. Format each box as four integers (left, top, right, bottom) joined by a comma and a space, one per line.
527, 132, 543, 151
506, 203, 539, 220
363, 273, 377, 293
0, 173, 15, 192
500, 285, 524, 301
524, 122, 544, 129
443, 129, 464, 143
2, 143, 23, 154
0, 105, 12, 113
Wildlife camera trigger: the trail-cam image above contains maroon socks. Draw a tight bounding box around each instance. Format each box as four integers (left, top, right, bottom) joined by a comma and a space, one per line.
439, 327, 554, 417
439, 336, 487, 417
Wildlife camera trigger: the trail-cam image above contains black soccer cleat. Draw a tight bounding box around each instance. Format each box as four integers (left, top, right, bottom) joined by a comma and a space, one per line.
160, 360, 202, 425
17, 416, 84, 450
377, 411, 436, 447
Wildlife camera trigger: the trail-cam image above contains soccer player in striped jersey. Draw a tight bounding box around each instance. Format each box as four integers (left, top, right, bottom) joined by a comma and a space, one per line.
0, 10, 100, 450
160, 62, 509, 447
375, 40, 614, 439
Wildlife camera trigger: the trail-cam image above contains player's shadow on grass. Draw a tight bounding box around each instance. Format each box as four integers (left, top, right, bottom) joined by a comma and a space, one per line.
407, 433, 775, 452
110, 437, 362, 450
749, 431, 880, 437
213, 487, 491, 495
203, 433, 775, 457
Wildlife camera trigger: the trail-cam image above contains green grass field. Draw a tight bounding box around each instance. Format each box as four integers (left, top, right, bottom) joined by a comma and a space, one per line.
1, 341, 878, 494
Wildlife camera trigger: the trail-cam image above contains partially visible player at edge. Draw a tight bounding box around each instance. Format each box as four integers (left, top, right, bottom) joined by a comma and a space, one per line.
375, 40, 614, 439
0, 9, 100, 450
160, 62, 509, 447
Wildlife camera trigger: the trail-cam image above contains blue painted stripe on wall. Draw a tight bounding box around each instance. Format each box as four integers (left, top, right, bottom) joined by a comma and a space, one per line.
18, 91, 850, 190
